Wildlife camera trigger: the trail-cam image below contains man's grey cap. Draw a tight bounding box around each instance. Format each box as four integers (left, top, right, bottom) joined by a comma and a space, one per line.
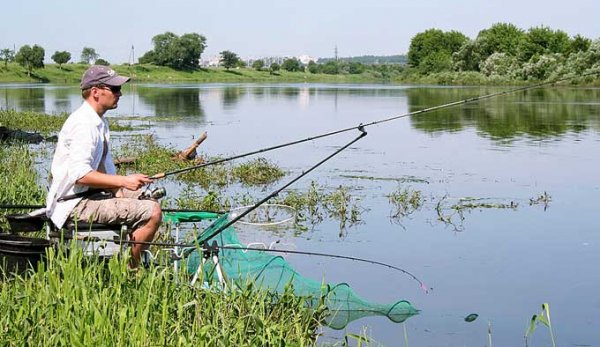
80, 65, 130, 90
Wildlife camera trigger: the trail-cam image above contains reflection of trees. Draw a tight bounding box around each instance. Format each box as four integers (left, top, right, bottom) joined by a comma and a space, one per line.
137, 87, 204, 118
2, 88, 46, 111
51, 87, 73, 113
222, 86, 246, 109
408, 87, 600, 140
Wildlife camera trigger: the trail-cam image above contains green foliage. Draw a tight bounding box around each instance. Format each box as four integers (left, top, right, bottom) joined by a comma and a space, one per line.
95, 58, 110, 66
51, 51, 71, 68
387, 186, 424, 219
251, 59, 264, 71
525, 303, 556, 347
281, 58, 302, 72
0, 145, 46, 230
408, 28, 468, 73
139, 32, 207, 70
0, 48, 15, 68
0, 109, 131, 135
0, 246, 324, 346
568, 34, 592, 54
269, 62, 280, 74
307, 60, 319, 74
80, 47, 99, 64
518, 26, 570, 63
15, 44, 45, 76
231, 158, 285, 185
479, 52, 518, 77
220, 50, 240, 70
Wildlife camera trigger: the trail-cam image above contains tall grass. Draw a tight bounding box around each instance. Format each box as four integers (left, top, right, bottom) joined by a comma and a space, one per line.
0, 145, 46, 230
0, 245, 325, 346
0, 109, 132, 134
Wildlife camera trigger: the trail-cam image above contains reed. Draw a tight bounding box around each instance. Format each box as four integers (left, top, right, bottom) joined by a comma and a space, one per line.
0, 245, 325, 346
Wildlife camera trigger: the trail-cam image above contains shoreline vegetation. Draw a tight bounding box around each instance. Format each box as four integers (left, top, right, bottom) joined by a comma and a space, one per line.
1, 61, 599, 86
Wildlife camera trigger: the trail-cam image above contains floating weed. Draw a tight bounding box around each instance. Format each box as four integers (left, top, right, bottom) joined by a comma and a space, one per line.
323, 185, 363, 231
231, 157, 285, 186
173, 186, 231, 212
525, 303, 556, 347
115, 135, 284, 189
387, 186, 424, 219
529, 191, 552, 210
341, 174, 429, 184
274, 181, 363, 232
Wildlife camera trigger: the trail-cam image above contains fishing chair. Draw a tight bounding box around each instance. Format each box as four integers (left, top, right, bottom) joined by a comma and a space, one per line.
49, 219, 131, 258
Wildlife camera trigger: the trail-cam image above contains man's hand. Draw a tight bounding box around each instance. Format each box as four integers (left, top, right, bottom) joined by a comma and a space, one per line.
121, 174, 153, 191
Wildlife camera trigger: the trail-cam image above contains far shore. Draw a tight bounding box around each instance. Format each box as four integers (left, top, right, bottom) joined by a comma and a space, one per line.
1, 62, 599, 86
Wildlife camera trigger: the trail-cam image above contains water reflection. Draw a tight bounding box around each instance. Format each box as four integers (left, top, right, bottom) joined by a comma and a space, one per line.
222, 86, 245, 109
0, 87, 45, 111
136, 86, 205, 118
408, 87, 600, 140
1, 84, 599, 142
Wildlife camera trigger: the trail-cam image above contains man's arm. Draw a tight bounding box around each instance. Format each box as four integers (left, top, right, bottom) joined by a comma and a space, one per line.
76, 171, 152, 191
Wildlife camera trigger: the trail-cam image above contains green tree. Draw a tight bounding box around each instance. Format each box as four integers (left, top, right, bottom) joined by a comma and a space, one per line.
321, 61, 340, 74
0, 48, 15, 68
307, 60, 319, 74
252, 60, 265, 71
518, 26, 570, 63
220, 50, 240, 70
139, 32, 207, 70
15, 44, 45, 77
94, 58, 110, 66
348, 61, 365, 74
51, 51, 71, 69
269, 62, 280, 75
454, 23, 525, 72
568, 34, 592, 55
281, 58, 301, 72
80, 47, 99, 64
408, 28, 468, 73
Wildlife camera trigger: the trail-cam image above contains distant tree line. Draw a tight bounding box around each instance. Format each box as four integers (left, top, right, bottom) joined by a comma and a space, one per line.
407, 23, 600, 81
0, 44, 109, 75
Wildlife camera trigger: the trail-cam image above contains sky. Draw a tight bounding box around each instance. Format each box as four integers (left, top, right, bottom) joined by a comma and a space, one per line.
1, 0, 599, 64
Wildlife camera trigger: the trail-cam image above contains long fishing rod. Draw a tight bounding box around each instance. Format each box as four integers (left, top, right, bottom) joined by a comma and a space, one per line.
148, 70, 599, 180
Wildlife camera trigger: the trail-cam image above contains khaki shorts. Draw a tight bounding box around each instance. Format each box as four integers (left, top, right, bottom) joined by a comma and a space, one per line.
71, 188, 156, 229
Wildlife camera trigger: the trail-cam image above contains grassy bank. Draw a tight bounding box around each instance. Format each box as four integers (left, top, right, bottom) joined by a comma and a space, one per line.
0, 62, 395, 84
1, 62, 598, 86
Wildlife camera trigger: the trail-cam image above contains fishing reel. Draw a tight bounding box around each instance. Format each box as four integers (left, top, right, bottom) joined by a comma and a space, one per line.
139, 186, 166, 200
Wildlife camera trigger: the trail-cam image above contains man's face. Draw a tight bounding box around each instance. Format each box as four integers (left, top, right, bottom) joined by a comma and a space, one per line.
93, 85, 122, 110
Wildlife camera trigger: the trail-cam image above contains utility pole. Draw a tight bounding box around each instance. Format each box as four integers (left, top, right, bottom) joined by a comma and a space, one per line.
334, 45, 338, 61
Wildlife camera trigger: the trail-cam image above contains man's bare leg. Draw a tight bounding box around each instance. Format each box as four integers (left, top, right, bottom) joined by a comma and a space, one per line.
129, 202, 162, 268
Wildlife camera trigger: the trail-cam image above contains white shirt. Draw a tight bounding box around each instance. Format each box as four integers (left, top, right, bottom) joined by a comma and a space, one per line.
46, 101, 117, 228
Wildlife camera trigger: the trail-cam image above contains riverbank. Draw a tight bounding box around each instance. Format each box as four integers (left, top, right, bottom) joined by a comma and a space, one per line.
2, 62, 598, 86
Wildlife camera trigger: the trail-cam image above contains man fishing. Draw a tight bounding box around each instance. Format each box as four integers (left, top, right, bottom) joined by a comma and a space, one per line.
46, 65, 162, 268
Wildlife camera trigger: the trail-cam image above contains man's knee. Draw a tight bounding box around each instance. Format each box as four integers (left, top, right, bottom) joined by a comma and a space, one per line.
149, 201, 162, 225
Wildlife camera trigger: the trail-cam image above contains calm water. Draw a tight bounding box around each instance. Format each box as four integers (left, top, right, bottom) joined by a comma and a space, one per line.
2, 83, 600, 346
